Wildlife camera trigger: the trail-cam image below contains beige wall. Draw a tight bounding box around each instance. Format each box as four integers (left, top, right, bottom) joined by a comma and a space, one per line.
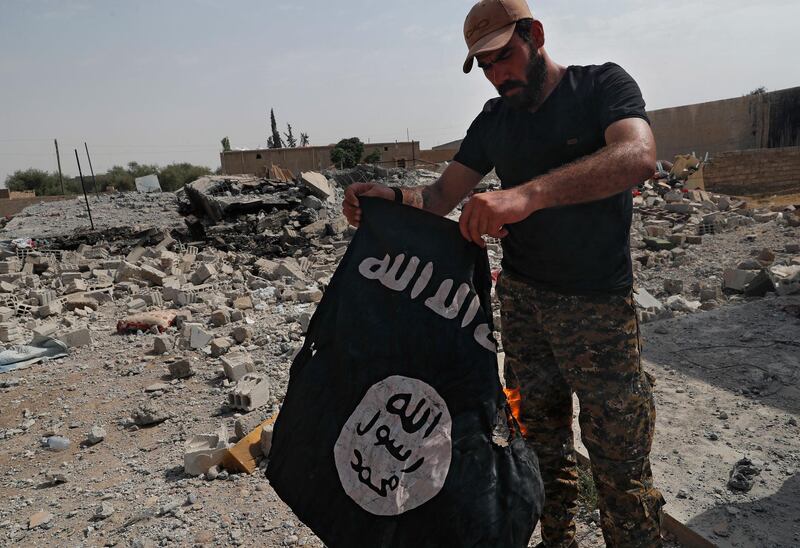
650, 86, 800, 161
221, 142, 422, 175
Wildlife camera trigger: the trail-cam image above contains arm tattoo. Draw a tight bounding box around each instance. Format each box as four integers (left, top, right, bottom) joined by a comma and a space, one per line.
399, 186, 434, 211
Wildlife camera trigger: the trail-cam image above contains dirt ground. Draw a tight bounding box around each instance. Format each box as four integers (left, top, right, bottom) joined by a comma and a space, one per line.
1, 182, 798, 547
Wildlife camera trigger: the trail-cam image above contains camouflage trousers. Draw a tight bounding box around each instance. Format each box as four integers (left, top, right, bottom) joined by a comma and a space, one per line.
497, 272, 664, 548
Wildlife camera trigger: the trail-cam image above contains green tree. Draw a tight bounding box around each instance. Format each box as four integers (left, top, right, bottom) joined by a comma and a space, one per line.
4, 168, 75, 195
269, 108, 283, 148
363, 148, 382, 164
330, 137, 365, 169
284, 124, 297, 148
221, 136, 231, 152
159, 163, 211, 191
300, 132, 310, 147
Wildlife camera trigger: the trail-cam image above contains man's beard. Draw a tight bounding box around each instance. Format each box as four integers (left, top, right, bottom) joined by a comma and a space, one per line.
498, 49, 547, 111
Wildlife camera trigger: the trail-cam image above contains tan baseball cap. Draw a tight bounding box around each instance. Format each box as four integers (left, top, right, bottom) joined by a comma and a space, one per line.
463, 0, 533, 73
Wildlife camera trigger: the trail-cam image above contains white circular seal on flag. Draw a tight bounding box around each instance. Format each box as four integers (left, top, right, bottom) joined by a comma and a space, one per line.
333, 375, 453, 516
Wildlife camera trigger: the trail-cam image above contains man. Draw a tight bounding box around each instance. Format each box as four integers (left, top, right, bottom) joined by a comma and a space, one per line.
343, 0, 664, 546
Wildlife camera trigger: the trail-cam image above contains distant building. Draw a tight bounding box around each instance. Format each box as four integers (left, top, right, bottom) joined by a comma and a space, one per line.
220, 141, 421, 176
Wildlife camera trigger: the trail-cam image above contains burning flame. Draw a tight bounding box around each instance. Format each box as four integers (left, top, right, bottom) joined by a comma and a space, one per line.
503, 387, 528, 436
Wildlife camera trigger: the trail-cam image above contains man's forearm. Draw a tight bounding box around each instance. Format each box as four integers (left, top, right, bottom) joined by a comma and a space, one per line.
399, 184, 452, 217
520, 139, 653, 211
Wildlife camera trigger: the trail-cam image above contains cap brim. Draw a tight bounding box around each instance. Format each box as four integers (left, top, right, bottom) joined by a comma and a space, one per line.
462, 22, 516, 73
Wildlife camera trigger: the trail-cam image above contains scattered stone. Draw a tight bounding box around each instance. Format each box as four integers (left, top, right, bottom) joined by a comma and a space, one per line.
221, 353, 256, 382
210, 337, 232, 357
728, 457, 761, 492
663, 279, 683, 295
94, 502, 115, 520
131, 403, 171, 427
28, 510, 54, 529
86, 425, 106, 446
231, 326, 252, 344
168, 359, 194, 379
153, 335, 173, 355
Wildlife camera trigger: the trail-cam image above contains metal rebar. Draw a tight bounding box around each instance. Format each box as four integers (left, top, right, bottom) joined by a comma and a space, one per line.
54, 139, 65, 195
84, 142, 100, 198
74, 149, 95, 230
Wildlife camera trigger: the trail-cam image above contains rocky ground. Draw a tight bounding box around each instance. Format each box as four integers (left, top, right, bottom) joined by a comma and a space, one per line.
0, 166, 797, 547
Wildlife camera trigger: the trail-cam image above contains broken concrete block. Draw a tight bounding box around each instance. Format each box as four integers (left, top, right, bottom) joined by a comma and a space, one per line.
0, 323, 23, 343
220, 353, 256, 382
232, 296, 253, 310
37, 302, 62, 318
275, 259, 306, 281
664, 203, 694, 214
666, 295, 701, 313
633, 288, 663, 311
210, 309, 230, 327
125, 245, 146, 264
326, 216, 350, 236
127, 298, 147, 311
770, 265, 800, 296
0, 306, 15, 321
168, 359, 194, 379
753, 212, 779, 223
64, 279, 88, 294
299, 171, 332, 200
184, 430, 229, 476
228, 373, 269, 412
65, 294, 99, 311
743, 270, 775, 297
231, 326, 252, 344
643, 237, 674, 251
191, 263, 217, 285
61, 328, 92, 348
723, 269, 758, 292
300, 219, 328, 237
255, 258, 280, 280
153, 335, 173, 355
210, 337, 232, 358
32, 323, 58, 340
188, 325, 213, 350
260, 423, 273, 457
139, 264, 167, 286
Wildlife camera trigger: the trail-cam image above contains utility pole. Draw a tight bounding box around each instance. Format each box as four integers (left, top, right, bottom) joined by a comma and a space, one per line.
74, 149, 95, 230
54, 139, 65, 194
84, 142, 100, 198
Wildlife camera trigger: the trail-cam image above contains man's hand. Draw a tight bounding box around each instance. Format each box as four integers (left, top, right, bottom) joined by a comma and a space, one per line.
343, 182, 394, 227
458, 186, 536, 248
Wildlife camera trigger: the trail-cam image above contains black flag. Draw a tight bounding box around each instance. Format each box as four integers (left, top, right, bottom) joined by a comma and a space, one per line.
267, 198, 543, 547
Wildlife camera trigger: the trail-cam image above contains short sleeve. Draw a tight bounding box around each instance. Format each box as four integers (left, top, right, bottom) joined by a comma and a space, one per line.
453, 113, 494, 176
594, 63, 649, 131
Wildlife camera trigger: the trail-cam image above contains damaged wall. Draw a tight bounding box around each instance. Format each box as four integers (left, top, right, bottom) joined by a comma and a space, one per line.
649, 86, 800, 160
704, 146, 800, 196
221, 141, 422, 176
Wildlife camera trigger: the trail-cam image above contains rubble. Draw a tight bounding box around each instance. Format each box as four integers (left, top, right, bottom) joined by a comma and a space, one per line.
184, 427, 230, 476
228, 372, 270, 412
0, 162, 795, 546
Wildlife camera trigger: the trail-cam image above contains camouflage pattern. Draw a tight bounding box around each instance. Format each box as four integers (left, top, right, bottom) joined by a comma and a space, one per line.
497, 272, 664, 548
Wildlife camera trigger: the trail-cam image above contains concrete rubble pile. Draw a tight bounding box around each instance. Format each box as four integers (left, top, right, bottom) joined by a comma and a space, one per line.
628, 179, 800, 322
0, 162, 797, 546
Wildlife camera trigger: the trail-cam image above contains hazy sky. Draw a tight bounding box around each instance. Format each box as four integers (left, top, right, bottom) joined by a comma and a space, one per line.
1, 0, 798, 182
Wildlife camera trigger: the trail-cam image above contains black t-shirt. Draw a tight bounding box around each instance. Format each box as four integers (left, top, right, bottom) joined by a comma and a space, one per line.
454, 63, 649, 295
